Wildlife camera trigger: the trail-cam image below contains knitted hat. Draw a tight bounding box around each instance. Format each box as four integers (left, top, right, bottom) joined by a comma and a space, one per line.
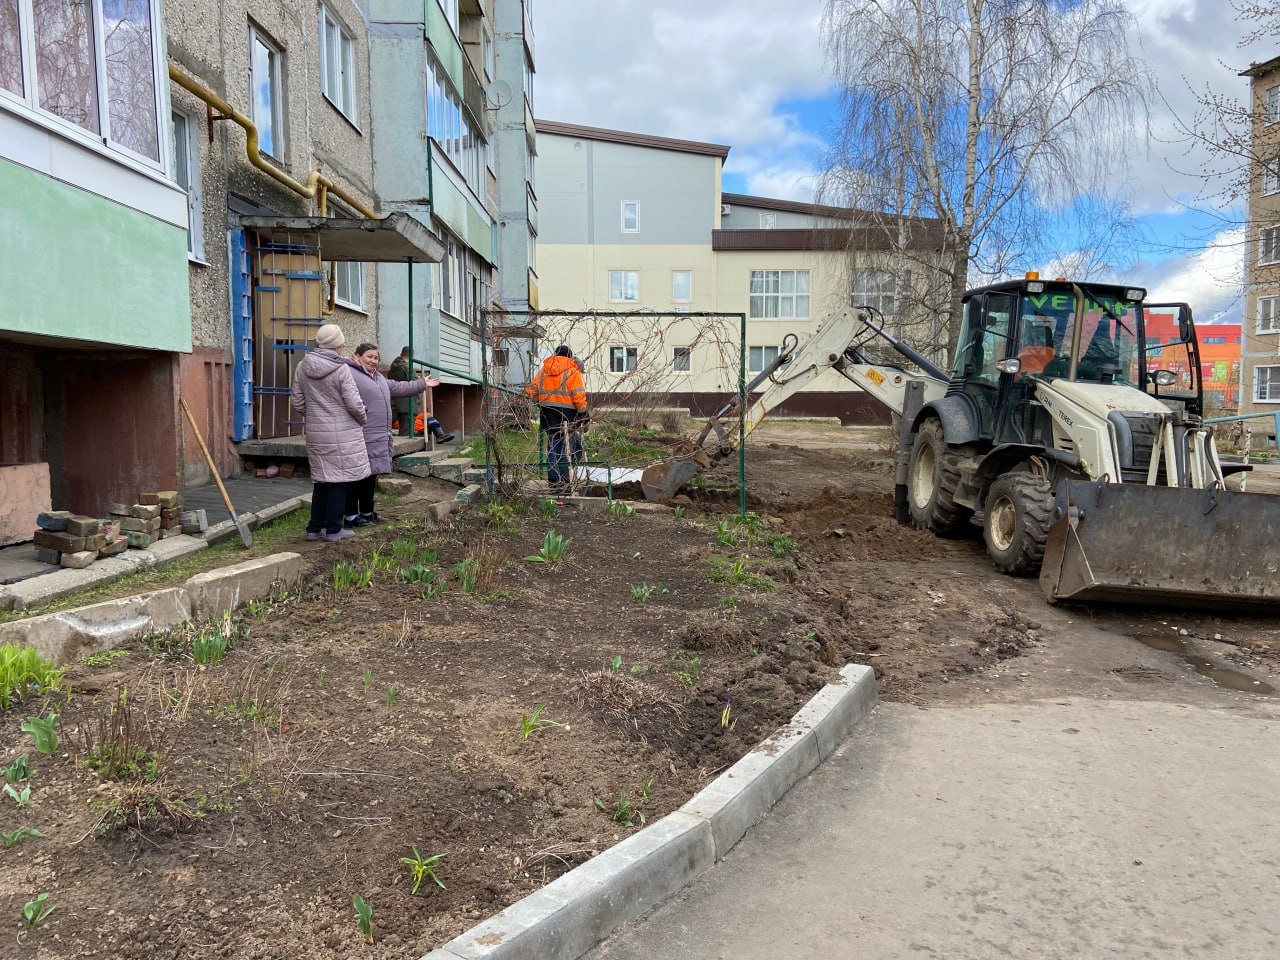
315, 324, 345, 350
554, 345, 573, 359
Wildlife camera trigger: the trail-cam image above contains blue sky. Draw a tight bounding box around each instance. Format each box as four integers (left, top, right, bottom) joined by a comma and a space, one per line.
537, 0, 1262, 324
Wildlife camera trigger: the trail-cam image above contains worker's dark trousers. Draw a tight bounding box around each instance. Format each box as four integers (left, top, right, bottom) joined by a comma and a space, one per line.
541, 408, 573, 487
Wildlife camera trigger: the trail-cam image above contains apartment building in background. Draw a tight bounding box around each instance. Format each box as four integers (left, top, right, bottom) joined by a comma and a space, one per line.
1, 0, 192, 543
1240, 55, 1280, 441
534, 120, 942, 423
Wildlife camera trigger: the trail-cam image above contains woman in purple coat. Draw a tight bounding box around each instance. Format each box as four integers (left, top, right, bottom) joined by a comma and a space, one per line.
290, 324, 369, 542
344, 342, 432, 525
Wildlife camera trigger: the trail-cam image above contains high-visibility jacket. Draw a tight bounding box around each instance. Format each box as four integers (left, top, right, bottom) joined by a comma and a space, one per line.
526, 355, 587, 413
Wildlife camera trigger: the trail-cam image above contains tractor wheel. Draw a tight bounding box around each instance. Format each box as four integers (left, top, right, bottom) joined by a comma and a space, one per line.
982, 473, 1054, 576
907, 418, 973, 537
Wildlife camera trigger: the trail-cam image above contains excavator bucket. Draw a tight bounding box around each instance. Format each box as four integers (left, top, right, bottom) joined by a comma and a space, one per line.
640, 456, 703, 503
1040, 480, 1280, 611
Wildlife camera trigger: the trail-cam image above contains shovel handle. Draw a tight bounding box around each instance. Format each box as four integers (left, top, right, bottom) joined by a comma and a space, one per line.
179, 398, 239, 520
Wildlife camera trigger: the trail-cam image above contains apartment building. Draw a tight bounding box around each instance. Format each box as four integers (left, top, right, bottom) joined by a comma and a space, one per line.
534, 120, 943, 423
1, 0, 192, 541
1240, 55, 1280, 441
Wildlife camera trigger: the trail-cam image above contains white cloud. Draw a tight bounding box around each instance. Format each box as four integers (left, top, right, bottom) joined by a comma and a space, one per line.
534, 0, 832, 200
1129, 228, 1245, 324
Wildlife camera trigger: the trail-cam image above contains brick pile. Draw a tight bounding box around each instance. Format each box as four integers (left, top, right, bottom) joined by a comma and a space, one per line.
32, 490, 184, 569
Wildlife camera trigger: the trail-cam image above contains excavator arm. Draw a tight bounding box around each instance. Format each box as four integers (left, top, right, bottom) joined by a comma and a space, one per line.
640, 308, 948, 501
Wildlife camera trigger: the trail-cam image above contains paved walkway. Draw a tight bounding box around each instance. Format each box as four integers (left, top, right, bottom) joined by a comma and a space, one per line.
587, 699, 1280, 960
181, 476, 313, 518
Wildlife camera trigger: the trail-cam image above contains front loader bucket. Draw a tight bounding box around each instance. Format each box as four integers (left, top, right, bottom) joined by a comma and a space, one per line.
640, 457, 702, 503
1040, 480, 1280, 611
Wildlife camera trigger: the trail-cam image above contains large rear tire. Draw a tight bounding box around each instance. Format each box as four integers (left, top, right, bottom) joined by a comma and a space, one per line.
907, 418, 973, 537
983, 473, 1054, 576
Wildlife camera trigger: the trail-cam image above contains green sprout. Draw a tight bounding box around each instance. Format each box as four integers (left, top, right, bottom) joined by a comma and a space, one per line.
2, 826, 43, 849
3, 783, 31, 808
519, 703, 568, 739
23, 893, 56, 930
524, 530, 570, 564
21, 714, 58, 756
352, 895, 373, 944
400, 846, 446, 894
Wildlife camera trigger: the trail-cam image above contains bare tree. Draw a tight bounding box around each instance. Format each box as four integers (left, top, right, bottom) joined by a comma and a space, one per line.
819, 0, 1151, 359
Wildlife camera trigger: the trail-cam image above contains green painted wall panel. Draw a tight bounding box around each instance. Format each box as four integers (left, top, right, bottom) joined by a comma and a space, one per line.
0, 160, 192, 352
426, 1, 463, 85
430, 173, 493, 263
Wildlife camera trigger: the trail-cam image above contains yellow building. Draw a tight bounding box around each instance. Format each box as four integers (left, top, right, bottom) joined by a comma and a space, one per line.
534, 121, 943, 422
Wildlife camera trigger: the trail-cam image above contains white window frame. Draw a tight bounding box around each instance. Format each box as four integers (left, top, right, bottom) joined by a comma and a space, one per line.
170, 110, 204, 261
319, 5, 356, 124
1260, 227, 1280, 265
482, 29, 494, 82
672, 346, 691, 374
249, 25, 285, 160
1256, 364, 1280, 403
334, 261, 365, 310
609, 345, 638, 374
749, 269, 810, 319
671, 269, 692, 303
851, 269, 901, 318
608, 270, 639, 303
1265, 156, 1280, 197
749, 345, 781, 374
621, 200, 640, 234
1267, 84, 1280, 124
439, 0, 460, 36
758, 212, 777, 229
1259, 296, 1280, 334
1, 0, 167, 168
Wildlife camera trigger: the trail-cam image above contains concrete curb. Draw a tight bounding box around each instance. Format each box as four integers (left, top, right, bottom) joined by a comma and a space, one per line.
421, 663, 877, 960
0, 588, 192, 662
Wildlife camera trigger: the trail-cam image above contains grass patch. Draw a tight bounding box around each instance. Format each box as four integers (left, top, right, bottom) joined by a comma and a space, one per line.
705, 555, 777, 591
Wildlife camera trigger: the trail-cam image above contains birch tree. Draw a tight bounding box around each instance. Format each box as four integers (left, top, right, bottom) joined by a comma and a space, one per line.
819, 0, 1151, 360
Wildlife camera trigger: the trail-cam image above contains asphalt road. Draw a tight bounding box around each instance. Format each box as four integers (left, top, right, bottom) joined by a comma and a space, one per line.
586, 697, 1280, 960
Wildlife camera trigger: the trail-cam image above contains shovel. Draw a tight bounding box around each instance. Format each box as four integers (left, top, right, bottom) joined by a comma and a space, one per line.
179, 398, 253, 548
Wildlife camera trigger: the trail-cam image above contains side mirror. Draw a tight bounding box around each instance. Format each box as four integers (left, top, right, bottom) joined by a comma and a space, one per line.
1177, 304, 1194, 343
995, 358, 1022, 375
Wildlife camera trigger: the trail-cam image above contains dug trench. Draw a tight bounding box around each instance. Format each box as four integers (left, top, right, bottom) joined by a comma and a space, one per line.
2, 432, 1277, 959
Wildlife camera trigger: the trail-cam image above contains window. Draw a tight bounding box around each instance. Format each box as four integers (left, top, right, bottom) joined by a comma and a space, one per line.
250, 26, 284, 159
483, 30, 494, 82
439, 0, 459, 35
319, 6, 356, 122
672, 346, 691, 373
1261, 227, 1280, 265
621, 201, 639, 233
2, 0, 164, 162
610, 346, 637, 373
609, 270, 639, 302
442, 237, 462, 317
334, 261, 364, 309
426, 56, 486, 195
522, 52, 533, 110
1256, 365, 1280, 402
1268, 84, 1280, 124
851, 269, 901, 318
170, 111, 204, 259
1202, 336, 1227, 345
749, 270, 810, 319
758, 212, 776, 229
672, 270, 692, 302
1265, 155, 1280, 196
749, 345, 780, 374
1260, 296, 1280, 334
492, 347, 509, 366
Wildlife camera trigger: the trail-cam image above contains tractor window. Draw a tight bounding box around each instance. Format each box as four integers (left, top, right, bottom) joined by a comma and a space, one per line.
1026, 290, 1139, 384
974, 294, 1015, 386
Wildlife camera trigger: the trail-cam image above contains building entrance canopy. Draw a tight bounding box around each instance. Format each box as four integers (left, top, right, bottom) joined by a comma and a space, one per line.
235, 211, 445, 263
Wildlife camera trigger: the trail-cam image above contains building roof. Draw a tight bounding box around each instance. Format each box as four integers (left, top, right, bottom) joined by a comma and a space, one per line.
534, 120, 731, 158
712, 223, 944, 253
720, 192, 861, 221
1240, 55, 1280, 78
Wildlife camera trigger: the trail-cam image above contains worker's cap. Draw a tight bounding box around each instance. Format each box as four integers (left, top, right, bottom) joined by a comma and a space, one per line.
554, 345, 574, 359
316, 324, 345, 350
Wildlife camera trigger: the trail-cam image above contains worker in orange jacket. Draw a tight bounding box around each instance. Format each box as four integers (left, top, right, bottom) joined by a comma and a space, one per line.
526, 345, 588, 492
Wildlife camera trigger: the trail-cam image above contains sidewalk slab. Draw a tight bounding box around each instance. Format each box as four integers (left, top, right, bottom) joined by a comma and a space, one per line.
0, 588, 191, 662
430, 457, 475, 484
184, 552, 304, 620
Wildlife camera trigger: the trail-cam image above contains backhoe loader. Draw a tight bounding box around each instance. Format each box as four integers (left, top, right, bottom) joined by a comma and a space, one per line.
640, 276, 1280, 609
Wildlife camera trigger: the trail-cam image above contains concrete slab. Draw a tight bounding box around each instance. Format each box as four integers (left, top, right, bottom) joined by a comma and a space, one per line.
395, 450, 454, 478
253, 495, 307, 525
182, 476, 313, 517
456, 483, 484, 502
184, 553, 304, 620
432, 457, 476, 483
0, 542, 52, 585
2, 555, 142, 610
443, 813, 715, 960
0, 588, 191, 662
376, 476, 413, 495
791, 663, 877, 760
146, 535, 209, 564
680, 722, 821, 859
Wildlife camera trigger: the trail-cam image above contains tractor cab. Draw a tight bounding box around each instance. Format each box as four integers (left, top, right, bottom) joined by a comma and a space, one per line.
951, 278, 1203, 445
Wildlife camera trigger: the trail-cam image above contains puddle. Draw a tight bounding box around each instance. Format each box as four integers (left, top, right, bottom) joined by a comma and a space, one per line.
1134, 635, 1275, 694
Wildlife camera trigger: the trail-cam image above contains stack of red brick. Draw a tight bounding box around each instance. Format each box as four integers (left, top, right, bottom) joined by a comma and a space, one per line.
32, 490, 184, 569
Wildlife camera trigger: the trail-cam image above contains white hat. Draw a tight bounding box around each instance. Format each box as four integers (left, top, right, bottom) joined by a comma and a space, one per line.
315, 324, 345, 350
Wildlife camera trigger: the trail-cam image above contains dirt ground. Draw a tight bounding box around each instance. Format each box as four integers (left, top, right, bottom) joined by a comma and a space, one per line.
2, 421, 1278, 959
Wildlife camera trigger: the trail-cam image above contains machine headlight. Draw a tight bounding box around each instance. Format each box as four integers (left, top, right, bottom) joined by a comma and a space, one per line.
1153, 369, 1177, 387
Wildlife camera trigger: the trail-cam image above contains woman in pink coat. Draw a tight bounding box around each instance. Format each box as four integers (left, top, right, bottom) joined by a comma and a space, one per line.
290, 324, 369, 541
343, 342, 435, 526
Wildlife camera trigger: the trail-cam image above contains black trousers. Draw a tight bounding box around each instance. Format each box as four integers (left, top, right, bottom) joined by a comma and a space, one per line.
308, 482, 348, 535
345, 474, 377, 517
